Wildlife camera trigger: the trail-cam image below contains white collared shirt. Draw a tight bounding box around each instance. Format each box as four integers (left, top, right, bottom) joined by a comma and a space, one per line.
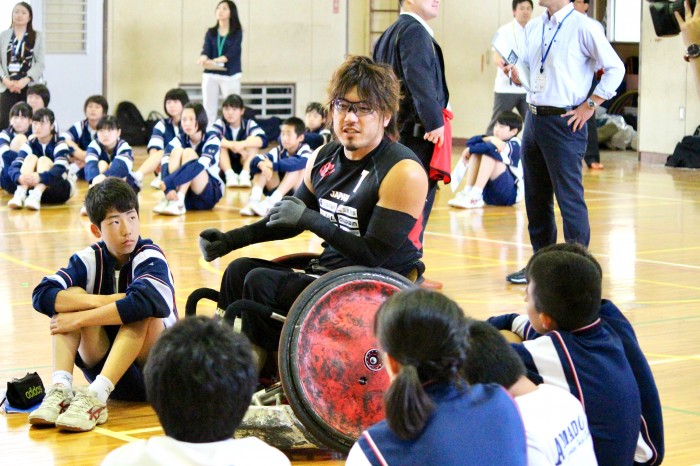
494, 19, 528, 94
400, 11, 434, 37
522, 3, 624, 107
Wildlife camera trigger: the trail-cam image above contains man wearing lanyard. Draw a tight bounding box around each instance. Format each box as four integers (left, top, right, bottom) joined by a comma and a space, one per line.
503, 0, 624, 284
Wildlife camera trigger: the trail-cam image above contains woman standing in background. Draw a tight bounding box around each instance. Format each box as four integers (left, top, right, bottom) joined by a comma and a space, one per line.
0, 2, 44, 129
197, 0, 243, 124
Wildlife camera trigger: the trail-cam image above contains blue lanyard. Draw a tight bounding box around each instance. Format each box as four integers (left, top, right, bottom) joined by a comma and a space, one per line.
539, 9, 574, 74
216, 32, 227, 57
12, 32, 26, 59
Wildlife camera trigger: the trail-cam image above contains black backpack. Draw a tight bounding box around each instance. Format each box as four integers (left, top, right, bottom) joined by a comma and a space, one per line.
666, 135, 700, 168
116, 101, 149, 146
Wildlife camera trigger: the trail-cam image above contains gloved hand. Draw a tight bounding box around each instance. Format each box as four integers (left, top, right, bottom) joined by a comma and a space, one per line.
199, 228, 234, 262
267, 196, 307, 228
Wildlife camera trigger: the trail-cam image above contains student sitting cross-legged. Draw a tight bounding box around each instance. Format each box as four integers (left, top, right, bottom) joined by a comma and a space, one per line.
154, 102, 224, 216
101, 317, 290, 466
29, 178, 178, 432
7, 108, 74, 210
240, 116, 311, 217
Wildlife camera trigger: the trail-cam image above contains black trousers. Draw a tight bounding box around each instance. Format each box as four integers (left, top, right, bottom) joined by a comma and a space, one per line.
218, 257, 316, 352
0, 88, 28, 130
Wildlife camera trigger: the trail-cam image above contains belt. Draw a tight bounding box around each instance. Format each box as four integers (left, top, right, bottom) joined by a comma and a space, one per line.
528, 104, 573, 116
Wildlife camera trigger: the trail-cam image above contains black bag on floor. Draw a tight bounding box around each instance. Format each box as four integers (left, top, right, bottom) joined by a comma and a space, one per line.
116, 101, 150, 146
666, 135, 700, 168
6, 372, 45, 409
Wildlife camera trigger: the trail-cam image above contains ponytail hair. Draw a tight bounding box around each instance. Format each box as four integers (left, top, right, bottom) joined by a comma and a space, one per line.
375, 289, 468, 440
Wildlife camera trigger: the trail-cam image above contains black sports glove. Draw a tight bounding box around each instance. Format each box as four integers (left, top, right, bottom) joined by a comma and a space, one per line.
199, 228, 238, 262
267, 196, 308, 228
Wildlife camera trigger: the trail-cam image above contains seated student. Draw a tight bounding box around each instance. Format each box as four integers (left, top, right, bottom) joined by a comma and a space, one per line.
101, 317, 290, 466
448, 110, 523, 209
345, 289, 527, 466
0, 102, 32, 193
154, 102, 223, 216
29, 178, 178, 432
198, 56, 428, 370
488, 248, 643, 466
7, 108, 74, 210
132, 88, 189, 190
213, 94, 267, 188
80, 116, 138, 215
26, 83, 50, 113
60, 94, 108, 176
488, 243, 664, 466
303, 101, 331, 150
463, 319, 598, 465
240, 116, 311, 217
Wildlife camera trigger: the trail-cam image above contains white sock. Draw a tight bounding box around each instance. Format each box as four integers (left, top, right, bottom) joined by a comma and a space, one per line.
250, 186, 263, 202
88, 375, 114, 404
52, 370, 73, 390
471, 186, 483, 197
15, 186, 27, 197
224, 168, 235, 180
268, 190, 284, 205
177, 191, 185, 203
460, 185, 473, 195
239, 169, 250, 181
132, 171, 143, 182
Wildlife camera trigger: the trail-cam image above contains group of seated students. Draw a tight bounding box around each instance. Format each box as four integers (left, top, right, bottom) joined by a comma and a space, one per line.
0, 83, 331, 217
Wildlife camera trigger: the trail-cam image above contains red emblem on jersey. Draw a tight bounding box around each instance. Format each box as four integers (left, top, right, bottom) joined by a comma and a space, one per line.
319, 162, 335, 179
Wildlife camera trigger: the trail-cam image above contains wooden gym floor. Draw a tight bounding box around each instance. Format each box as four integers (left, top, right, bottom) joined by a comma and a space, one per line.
1, 147, 699, 465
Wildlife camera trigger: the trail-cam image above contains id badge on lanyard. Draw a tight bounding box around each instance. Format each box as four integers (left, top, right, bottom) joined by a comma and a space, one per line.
533, 72, 547, 92
8, 34, 26, 74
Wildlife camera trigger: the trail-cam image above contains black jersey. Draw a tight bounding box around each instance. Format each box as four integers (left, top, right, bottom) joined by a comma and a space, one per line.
310, 139, 423, 274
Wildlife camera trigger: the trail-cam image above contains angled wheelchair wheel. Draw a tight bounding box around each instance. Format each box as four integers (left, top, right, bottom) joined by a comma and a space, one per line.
278, 266, 417, 453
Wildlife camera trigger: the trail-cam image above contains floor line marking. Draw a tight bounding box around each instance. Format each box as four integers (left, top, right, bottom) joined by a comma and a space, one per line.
93, 426, 140, 443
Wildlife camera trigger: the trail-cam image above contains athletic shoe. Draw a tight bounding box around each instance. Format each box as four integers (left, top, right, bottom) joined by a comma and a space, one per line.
506, 267, 527, 284
449, 192, 484, 209
55, 388, 107, 432
251, 198, 272, 217
24, 190, 42, 211
160, 200, 186, 216
240, 202, 256, 216
150, 173, 162, 189
225, 173, 239, 188
28, 384, 74, 426
153, 197, 169, 214
238, 175, 252, 188
7, 189, 26, 209
447, 190, 469, 207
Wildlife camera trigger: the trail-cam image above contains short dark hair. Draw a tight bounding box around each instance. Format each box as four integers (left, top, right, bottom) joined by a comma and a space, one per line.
26, 83, 51, 107
375, 289, 468, 440
84, 95, 109, 114
32, 108, 55, 126
462, 320, 526, 389
535, 243, 603, 278
9, 101, 32, 119
305, 102, 328, 119
526, 250, 602, 331
163, 88, 190, 114
96, 115, 120, 131
222, 94, 245, 110
183, 102, 208, 133
145, 317, 257, 442
327, 55, 401, 139
513, 0, 534, 9
84, 177, 139, 227
282, 116, 306, 137
496, 111, 523, 133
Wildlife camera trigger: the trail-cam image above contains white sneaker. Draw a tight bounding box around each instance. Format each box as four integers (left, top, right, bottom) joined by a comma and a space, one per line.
238, 175, 252, 188
226, 173, 239, 188
450, 192, 485, 209
55, 388, 107, 432
251, 198, 272, 217
150, 174, 162, 189
447, 190, 469, 207
160, 200, 186, 216
28, 384, 74, 426
240, 202, 256, 216
7, 189, 26, 209
24, 190, 42, 211
153, 197, 169, 214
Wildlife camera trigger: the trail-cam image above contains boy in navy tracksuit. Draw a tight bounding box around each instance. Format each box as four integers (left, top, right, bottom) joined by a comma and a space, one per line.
488, 243, 664, 466
29, 178, 178, 432
0, 101, 32, 193
60, 95, 108, 177
240, 116, 311, 217
303, 101, 331, 150
212, 94, 267, 188
489, 244, 663, 466
7, 108, 74, 210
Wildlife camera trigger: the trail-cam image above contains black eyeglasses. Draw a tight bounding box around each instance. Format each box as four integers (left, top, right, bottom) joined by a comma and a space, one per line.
331, 98, 374, 116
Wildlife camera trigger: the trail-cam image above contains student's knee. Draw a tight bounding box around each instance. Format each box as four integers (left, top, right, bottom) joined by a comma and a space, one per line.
182, 147, 199, 163
10, 134, 27, 151
36, 156, 54, 172
249, 156, 264, 175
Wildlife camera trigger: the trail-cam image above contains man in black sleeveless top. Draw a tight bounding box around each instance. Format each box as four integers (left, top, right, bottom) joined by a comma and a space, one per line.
198, 56, 428, 370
